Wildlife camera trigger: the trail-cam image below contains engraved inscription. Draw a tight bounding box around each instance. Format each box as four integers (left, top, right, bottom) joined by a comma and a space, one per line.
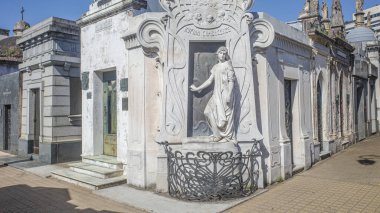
184, 27, 232, 37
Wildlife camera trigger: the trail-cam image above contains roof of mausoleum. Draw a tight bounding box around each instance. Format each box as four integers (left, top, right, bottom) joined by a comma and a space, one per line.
347, 26, 377, 43
0, 36, 22, 63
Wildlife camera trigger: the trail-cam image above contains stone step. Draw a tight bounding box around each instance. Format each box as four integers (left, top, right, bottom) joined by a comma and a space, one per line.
51, 169, 127, 190
320, 151, 331, 160
82, 155, 123, 170
69, 162, 123, 179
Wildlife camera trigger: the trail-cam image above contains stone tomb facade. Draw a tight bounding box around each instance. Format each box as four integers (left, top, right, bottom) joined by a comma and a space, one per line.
131, 0, 275, 190
75, 0, 163, 189
0, 51, 21, 154
67, 0, 380, 192
254, 13, 314, 183
17, 17, 82, 164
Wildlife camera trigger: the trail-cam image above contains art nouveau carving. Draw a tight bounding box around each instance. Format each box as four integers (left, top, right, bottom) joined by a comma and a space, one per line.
137, 18, 166, 57
250, 19, 275, 50
137, 0, 271, 143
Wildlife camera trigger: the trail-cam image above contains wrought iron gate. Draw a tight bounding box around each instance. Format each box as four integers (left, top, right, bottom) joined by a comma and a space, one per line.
160, 142, 260, 201
284, 80, 293, 141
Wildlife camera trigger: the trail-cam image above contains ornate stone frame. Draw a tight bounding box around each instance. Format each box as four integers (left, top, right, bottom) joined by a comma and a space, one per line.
137, 0, 274, 143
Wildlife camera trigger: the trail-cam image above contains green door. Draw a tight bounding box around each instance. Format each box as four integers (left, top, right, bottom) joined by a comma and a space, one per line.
103, 72, 117, 156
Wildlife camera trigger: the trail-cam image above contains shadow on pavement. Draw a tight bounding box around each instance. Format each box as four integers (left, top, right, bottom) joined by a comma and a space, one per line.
0, 184, 121, 213
357, 155, 380, 166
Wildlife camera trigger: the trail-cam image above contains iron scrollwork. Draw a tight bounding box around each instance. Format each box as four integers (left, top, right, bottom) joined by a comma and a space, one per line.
160, 142, 260, 201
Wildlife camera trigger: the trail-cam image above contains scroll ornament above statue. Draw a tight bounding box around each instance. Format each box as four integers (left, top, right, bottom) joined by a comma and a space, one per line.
159, 0, 255, 13
158, 0, 256, 30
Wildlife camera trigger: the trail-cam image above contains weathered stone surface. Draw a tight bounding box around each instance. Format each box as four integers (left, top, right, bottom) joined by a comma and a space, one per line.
39, 141, 82, 164
0, 71, 20, 154
17, 17, 82, 164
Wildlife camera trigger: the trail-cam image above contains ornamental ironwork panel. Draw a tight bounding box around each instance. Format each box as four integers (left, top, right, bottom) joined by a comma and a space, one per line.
317, 81, 323, 143
284, 80, 293, 141
160, 142, 260, 201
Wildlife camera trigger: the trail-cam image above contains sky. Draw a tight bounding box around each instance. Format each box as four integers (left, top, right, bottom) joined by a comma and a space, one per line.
0, 0, 379, 36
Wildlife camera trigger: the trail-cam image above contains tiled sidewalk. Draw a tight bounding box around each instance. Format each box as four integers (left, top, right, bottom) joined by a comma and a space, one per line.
226, 136, 380, 213
0, 166, 145, 213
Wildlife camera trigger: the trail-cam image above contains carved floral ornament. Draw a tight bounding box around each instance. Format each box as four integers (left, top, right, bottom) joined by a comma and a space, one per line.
159, 0, 255, 29
137, 0, 274, 58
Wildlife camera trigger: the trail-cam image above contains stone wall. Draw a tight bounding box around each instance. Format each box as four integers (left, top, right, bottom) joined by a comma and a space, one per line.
0, 71, 20, 154
254, 12, 313, 185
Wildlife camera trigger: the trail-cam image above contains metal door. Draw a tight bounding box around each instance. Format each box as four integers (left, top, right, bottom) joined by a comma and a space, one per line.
317, 82, 323, 147
339, 76, 344, 136
4, 105, 11, 150
103, 72, 117, 156
284, 80, 293, 164
32, 89, 40, 154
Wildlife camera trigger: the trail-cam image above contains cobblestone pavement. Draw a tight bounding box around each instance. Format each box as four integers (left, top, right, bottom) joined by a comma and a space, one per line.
226, 136, 380, 213
0, 166, 146, 213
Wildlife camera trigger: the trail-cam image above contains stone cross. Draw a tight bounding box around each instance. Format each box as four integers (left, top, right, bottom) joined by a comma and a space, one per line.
21, 6, 25, 20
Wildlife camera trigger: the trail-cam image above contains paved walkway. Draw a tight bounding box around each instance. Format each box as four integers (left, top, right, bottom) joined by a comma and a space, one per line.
1, 135, 380, 213
226, 136, 380, 213
0, 166, 145, 213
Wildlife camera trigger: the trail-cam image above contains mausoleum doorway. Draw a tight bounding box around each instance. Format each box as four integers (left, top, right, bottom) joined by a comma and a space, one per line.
30, 89, 40, 155
284, 79, 302, 171
102, 71, 117, 157
317, 80, 323, 147
356, 82, 366, 141
4, 105, 11, 151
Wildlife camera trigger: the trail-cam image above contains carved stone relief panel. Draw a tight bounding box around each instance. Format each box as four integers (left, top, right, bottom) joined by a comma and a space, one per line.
271, 146, 281, 168
137, 0, 273, 142
188, 42, 223, 137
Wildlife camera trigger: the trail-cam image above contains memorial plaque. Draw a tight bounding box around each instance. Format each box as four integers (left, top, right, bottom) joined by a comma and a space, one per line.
122, 98, 128, 111
82, 72, 89, 90
120, 78, 128, 92
87, 92, 92, 99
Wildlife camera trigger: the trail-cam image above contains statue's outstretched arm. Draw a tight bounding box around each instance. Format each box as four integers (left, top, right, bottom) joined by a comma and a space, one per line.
190, 73, 214, 92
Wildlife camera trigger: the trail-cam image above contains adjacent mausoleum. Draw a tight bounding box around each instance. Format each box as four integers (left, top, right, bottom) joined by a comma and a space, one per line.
17, 17, 82, 164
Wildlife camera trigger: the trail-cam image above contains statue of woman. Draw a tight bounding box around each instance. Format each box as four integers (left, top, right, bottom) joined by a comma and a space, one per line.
367, 11, 372, 27
190, 46, 236, 143
322, 0, 328, 20
299, 0, 310, 19
356, 0, 364, 12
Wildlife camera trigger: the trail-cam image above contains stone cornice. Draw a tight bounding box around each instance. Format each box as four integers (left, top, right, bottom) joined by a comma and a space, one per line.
367, 42, 380, 52
122, 33, 141, 50
334, 37, 355, 52
0, 57, 22, 63
273, 34, 312, 58
308, 29, 334, 46
77, 0, 141, 27
17, 17, 79, 45
19, 55, 80, 72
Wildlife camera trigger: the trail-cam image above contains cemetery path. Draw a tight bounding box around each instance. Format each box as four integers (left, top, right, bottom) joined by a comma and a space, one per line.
0, 165, 146, 213
226, 135, 380, 213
